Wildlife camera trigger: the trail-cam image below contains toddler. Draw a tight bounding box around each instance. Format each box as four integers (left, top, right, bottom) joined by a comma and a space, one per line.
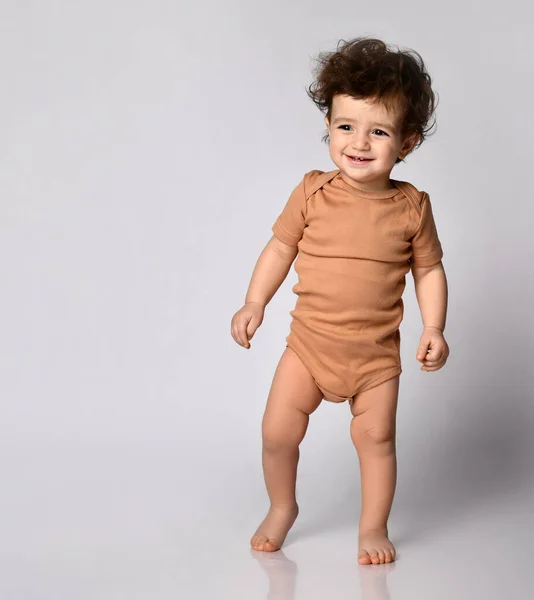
230, 37, 449, 565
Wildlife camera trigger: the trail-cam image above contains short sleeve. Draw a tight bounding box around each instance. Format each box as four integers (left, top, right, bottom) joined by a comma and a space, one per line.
409, 193, 443, 267
271, 177, 306, 247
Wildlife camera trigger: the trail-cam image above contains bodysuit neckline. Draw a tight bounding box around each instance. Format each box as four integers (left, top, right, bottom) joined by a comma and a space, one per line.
332, 171, 401, 200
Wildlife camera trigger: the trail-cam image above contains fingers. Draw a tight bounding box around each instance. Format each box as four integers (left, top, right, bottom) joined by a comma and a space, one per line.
421, 347, 449, 371
421, 362, 445, 371
415, 346, 429, 362
231, 311, 260, 349
246, 318, 257, 340
422, 349, 443, 365
231, 317, 250, 348
416, 343, 430, 361
231, 303, 266, 349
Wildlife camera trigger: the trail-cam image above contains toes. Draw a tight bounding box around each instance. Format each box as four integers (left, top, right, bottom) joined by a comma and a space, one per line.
251, 534, 281, 552
359, 542, 396, 566
369, 550, 380, 564
386, 547, 396, 562
251, 534, 267, 551
264, 538, 281, 552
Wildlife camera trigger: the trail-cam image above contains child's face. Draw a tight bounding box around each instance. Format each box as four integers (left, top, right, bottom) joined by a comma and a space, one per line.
325, 94, 418, 192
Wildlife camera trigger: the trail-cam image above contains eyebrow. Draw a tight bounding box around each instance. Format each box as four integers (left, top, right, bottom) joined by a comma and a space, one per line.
332, 116, 396, 130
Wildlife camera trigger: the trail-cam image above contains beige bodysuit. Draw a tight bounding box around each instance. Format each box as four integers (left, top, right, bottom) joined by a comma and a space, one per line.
271, 169, 443, 403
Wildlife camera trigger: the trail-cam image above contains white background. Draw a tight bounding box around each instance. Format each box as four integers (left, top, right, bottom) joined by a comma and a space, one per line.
1, 1, 533, 598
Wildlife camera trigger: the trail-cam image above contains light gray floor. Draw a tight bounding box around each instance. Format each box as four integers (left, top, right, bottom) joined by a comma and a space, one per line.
2, 439, 533, 599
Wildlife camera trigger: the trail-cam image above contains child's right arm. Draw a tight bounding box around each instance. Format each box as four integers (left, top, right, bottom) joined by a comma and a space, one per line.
230, 235, 298, 349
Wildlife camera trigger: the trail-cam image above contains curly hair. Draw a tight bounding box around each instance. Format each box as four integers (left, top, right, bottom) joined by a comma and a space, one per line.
306, 37, 437, 160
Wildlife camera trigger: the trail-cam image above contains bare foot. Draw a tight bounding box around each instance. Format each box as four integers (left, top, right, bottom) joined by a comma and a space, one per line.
250, 505, 299, 552
358, 528, 396, 565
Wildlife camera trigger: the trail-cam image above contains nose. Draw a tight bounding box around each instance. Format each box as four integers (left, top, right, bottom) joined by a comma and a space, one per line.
350, 132, 370, 151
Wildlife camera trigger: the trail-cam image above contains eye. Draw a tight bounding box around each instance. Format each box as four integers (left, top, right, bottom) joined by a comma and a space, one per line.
337, 125, 352, 131
372, 129, 389, 136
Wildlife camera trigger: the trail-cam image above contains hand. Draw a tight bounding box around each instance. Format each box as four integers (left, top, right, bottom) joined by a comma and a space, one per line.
230, 302, 265, 349
416, 326, 449, 372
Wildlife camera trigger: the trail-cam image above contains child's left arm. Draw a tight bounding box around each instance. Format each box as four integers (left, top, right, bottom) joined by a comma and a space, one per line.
411, 261, 449, 372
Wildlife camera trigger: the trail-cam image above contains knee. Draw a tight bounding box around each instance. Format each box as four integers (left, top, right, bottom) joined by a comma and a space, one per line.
262, 416, 306, 452
262, 429, 299, 452
350, 419, 395, 449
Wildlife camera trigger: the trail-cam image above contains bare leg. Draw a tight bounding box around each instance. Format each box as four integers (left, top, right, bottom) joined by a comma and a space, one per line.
250, 346, 323, 552
349, 375, 400, 565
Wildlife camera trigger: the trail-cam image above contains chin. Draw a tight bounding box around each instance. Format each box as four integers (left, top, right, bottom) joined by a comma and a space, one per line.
341, 168, 374, 181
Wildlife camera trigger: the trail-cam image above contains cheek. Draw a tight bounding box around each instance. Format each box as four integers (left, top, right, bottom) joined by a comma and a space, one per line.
329, 136, 343, 152
327, 136, 335, 148
379, 142, 400, 159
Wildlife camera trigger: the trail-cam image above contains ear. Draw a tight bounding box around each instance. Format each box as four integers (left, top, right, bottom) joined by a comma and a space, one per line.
398, 133, 420, 160
324, 115, 330, 131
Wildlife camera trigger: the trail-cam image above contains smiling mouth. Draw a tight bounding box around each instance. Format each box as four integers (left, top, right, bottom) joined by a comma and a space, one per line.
347, 155, 374, 162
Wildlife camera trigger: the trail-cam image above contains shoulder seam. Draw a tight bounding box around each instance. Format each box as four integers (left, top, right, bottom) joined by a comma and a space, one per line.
393, 180, 425, 216
303, 170, 339, 200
